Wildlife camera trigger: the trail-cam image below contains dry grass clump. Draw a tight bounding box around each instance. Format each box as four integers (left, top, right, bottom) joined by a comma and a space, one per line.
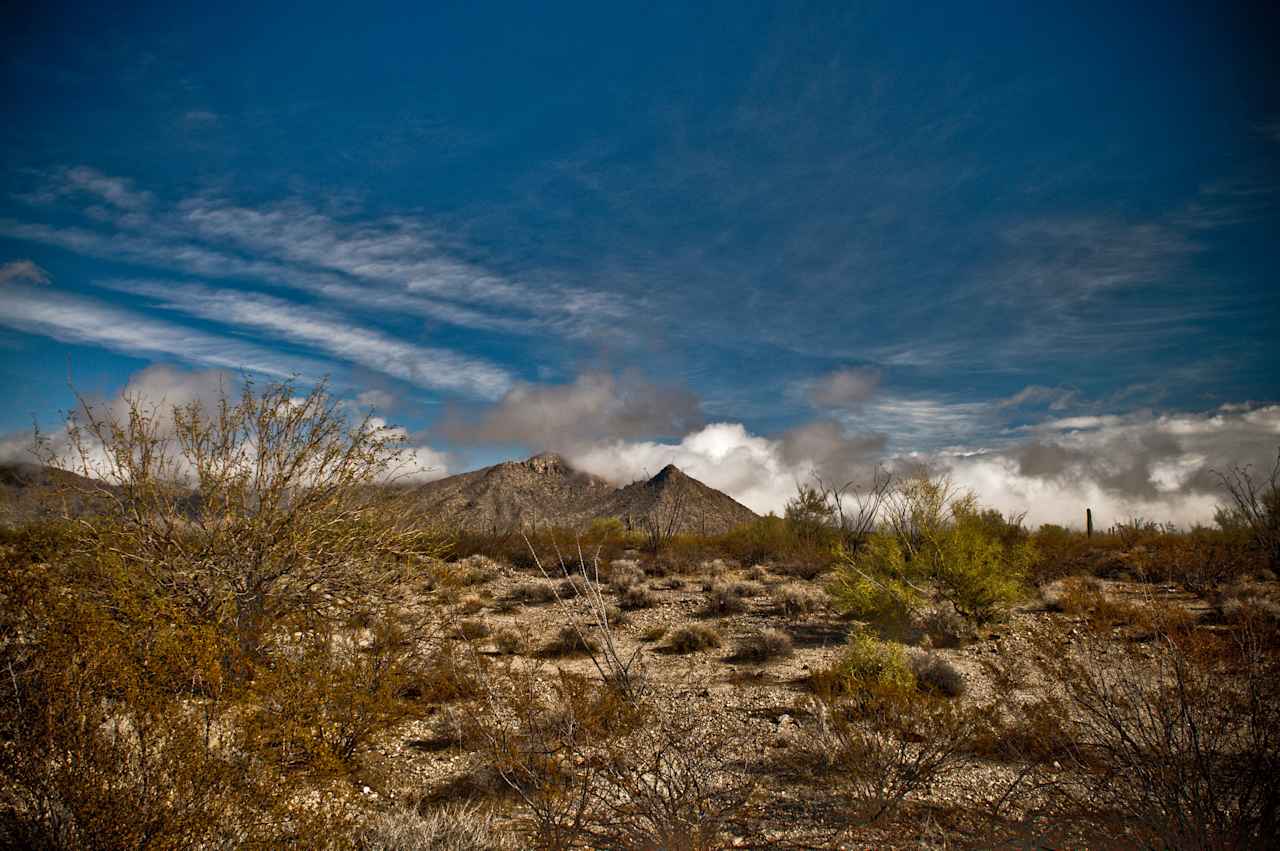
640, 625, 667, 643
358, 800, 513, 851
453, 619, 491, 641
457, 594, 487, 615
771, 582, 827, 615
729, 628, 794, 663
538, 624, 600, 658
454, 554, 501, 586
491, 626, 526, 655
619, 584, 658, 610
908, 651, 966, 697
505, 580, 557, 606
607, 559, 646, 590
557, 574, 593, 599
701, 580, 758, 615
699, 558, 734, 577
743, 563, 770, 582
666, 623, 722, 653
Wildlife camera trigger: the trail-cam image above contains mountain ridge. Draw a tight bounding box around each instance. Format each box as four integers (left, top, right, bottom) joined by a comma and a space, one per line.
412, 453, 759, 534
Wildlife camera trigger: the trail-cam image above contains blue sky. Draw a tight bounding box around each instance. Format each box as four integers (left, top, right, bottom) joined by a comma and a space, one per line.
2, 1, 1278, 523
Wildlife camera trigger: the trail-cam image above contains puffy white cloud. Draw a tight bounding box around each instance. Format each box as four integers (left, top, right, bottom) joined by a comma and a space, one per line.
566, 404, 1280, 527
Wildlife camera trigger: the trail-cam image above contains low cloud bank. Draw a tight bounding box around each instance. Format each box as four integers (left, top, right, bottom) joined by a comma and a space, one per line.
567, 405, 1280, 527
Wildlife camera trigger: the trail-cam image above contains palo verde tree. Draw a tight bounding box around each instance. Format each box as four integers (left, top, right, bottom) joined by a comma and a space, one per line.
829, 471, 1033, 625
40, 376, 443, 662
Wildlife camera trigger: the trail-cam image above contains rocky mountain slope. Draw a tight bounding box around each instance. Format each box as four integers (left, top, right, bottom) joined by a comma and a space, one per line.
412, 454, 759, 534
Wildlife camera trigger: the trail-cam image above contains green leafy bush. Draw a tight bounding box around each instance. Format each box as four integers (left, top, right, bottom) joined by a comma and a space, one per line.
830, 473, 1032, 625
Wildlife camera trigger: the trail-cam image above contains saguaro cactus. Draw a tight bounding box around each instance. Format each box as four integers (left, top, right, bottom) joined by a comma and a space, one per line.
1086, 507, 1093, 538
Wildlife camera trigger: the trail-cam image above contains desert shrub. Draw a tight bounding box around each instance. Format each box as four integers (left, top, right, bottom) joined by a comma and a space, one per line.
619, 584, 658, 610
457, 594, 486, 614
476, 669, 645, 848
505, 580, 557, 605
812, 632, 915, 698
558, 574, 592, 599
729, 628, 794, 663
700, 580, 754, 615
920, 605, 974, 648
641, 625, 667, 643
586, 713, 752, 850
771, 582, 827, 615
718, 515, 831, 568
908, 651, 966, 698
1041, 618, 1280, 848
607, 559, 645, 590
491, 626, 527, 655
798, 690, 974, 823
830, 473, 1032, 626
539, 624, 600, 658
454, 619, 491, 641
666, 623, 722, 653
0, 378, 454, 847
244, 620, 425, 772
743, 563, 770, 581
1214, 451, 1280, 568
359, 800, 512, 850
967, 696, 1074, 765
35, 378, 444, 663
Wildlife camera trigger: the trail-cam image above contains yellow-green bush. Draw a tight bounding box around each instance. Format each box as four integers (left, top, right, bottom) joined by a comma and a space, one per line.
829, 474, 1032, 625
813, 632, 915, 697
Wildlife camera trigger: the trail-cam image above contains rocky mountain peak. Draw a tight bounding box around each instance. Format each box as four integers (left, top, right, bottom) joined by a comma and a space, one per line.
524, 452, 568, 474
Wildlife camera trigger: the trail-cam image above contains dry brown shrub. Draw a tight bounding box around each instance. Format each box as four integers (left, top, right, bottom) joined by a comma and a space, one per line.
619, 584, 658, 610
700, 580, 751, 615
538, 624, 600, 658
358, 800, 514, 850
505, 580, 557, 606
771, 582, 827, 615
729, 628, 794, 663
1029, 615, 1280, 848
796, 689, 976, 824
666, 623, 722, 653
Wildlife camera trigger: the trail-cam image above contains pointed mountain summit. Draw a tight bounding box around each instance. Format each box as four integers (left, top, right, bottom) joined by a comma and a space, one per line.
411, 455, 759, 534
599, 463, 758, 536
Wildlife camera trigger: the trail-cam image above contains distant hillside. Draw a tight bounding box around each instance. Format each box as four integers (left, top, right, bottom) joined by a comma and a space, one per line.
412, 454, 759, 534
596, 463, 759, 536
410, 453, 617, 533
0, 462, 113, 526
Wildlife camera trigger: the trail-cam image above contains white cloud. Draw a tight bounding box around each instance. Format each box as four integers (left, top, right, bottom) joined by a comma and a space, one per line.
104, 279, 514, 399
0, 283, 327, 379
807, 366, 881, 408
564, 404, 1280, 527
